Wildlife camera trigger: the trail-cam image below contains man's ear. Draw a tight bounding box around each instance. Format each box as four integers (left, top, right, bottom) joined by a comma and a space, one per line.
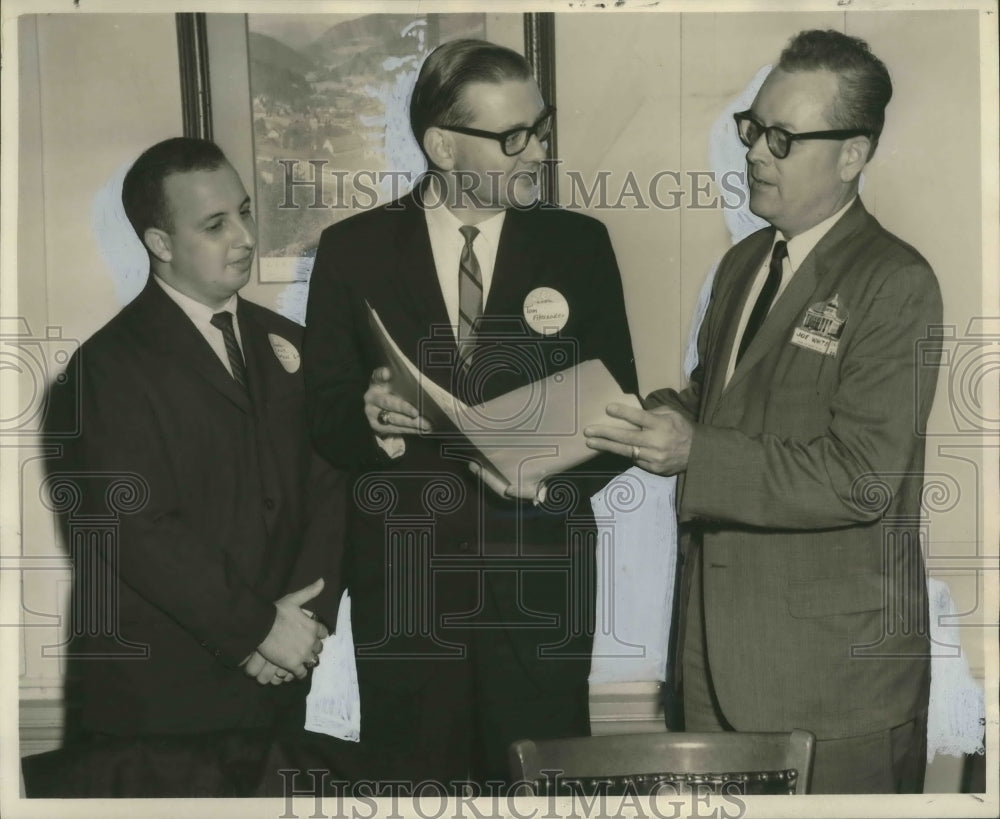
423, 127, 456, 171
839, 135, 871, 183
144, 228, 172, 264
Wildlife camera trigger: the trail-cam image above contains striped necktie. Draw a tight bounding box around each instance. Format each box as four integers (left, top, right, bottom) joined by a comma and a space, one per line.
210, 310, 249, 392
457, 225, 483, 369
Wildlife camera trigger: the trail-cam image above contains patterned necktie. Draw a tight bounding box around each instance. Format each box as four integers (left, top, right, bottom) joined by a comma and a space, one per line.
736, 240, 788, 365
457, 225, 483, 369
210, 310, 249, 392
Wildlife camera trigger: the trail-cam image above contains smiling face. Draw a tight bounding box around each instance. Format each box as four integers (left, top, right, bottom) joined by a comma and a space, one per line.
746, 68, 865, 238
429, 79, 547, 222
148, 163, 256, 308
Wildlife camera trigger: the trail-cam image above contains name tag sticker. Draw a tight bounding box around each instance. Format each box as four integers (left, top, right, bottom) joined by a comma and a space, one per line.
790, 294, 847, 357
268, 333, 301, 373
523, 287, 569, 336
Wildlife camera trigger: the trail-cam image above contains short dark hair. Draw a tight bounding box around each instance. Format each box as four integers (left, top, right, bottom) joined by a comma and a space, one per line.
121, 137, 229, 240
409, 38, 533, 162
778, 29, 892, 158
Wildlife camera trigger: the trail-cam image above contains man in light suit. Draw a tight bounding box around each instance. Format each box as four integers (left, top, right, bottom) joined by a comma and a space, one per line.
31, 138, 344, 796
586, 30, 941, 793
303, 39, 636, 786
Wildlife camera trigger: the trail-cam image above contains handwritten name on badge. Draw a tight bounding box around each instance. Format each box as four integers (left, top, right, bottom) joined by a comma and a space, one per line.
790, 294, 847, 357
268, 333, 301, 373
523, 287, 569, 336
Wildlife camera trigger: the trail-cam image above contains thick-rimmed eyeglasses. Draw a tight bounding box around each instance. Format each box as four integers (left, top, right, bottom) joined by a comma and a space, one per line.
733, 110, 871, 160
438, 106, 555, 157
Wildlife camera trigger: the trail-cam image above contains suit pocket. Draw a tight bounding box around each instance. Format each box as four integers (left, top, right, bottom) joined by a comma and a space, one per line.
763, 386, 832, 441
786, 572, 885, 618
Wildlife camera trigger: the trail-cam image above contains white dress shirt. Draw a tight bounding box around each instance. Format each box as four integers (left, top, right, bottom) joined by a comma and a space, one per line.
723, 197, 856, 386
423, 177, 507, 339
154, 275, 243, 378
376, 184, 507, 459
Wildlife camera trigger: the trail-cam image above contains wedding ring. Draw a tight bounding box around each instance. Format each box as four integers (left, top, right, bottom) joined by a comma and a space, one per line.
304, 658, 318, 669
378, 409, 391, 426
632, 445, 640, 461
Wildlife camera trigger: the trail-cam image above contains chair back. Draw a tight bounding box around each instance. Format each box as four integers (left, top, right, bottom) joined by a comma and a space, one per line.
509, 730, 815, 795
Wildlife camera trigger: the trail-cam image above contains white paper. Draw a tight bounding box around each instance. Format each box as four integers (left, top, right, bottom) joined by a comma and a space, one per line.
304, 590, 360, 742
589, 469, 677, 684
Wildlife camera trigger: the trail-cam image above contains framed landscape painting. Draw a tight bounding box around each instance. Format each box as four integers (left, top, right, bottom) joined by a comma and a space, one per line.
246, 12, 488, 282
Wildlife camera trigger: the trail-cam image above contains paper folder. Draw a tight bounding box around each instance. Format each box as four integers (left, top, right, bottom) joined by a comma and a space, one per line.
367, 303, 641, 492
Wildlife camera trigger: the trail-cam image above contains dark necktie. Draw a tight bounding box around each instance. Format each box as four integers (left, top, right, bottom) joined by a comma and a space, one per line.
210, 310, 248, 392
457, 225, 483, 369
736, 239, 788, 365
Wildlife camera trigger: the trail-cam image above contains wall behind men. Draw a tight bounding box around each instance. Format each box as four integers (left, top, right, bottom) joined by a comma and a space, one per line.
14, 12, 185, 711
554, 9, 990, 685
11, 10, 992, 772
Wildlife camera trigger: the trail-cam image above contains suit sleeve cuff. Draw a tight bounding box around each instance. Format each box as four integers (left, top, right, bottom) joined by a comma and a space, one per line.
206, 597, 277, 669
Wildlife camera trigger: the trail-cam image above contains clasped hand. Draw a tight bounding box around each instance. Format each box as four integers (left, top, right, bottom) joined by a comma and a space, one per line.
241, 577, 329, 686
584, 403, 693, 476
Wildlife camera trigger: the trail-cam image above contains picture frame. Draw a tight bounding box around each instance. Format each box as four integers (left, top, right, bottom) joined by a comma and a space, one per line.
176, 11, 556, 284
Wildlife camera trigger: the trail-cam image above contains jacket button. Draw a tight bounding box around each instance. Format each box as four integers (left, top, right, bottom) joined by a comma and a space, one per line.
263, 498, 275, 510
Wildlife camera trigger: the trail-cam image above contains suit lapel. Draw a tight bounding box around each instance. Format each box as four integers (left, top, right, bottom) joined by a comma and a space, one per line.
483, 206, 543, 321
702, 231, 773, 420
238, 299, 269, 411
719, 199, 872, 401
391, 187, 452, 334
128, 280, 251, 414
387, 191, 544, 367
723, 250, 820, 397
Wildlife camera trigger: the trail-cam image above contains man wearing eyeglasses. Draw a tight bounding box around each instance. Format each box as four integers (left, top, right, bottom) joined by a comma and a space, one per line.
586, 29, 941, 793
303, 38, 636, 786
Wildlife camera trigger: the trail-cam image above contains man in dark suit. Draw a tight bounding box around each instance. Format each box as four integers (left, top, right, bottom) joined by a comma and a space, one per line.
586, 30, 941, 793
33, 138, 344, 796
303, 39, 636, 786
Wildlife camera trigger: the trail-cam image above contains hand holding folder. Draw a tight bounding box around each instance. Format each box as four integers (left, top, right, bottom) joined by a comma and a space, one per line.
367, 303, 642, 498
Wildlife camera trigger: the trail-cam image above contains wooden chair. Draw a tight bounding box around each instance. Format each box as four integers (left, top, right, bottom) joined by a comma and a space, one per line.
509, 730, 815, 796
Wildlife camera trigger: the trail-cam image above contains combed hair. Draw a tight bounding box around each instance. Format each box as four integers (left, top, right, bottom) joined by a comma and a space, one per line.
409, 39, 532, 161
778, 29, 892, 158
121, 137, 228, 239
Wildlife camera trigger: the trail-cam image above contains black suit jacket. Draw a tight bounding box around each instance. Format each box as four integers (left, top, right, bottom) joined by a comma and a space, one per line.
53, 280, 345, 735
303, 190, 637, 691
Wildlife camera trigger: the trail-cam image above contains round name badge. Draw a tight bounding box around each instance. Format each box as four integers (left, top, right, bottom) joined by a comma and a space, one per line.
268, 333, 301, 373
522, 287, 570, 336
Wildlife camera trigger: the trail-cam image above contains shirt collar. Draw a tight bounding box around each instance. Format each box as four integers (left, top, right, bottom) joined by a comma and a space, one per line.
778, 196, 856, 272
154, 275, 239, 324
422, 174, 507, 248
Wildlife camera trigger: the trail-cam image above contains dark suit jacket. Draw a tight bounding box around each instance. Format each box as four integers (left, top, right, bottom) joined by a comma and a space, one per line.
648, 199, 942, 739
53, 280, 345, 735
303, 189, 637, 691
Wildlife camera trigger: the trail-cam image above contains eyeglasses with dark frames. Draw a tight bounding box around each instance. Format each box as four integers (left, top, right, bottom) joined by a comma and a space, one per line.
437, 106, 556, 157
733, 110, 871, 160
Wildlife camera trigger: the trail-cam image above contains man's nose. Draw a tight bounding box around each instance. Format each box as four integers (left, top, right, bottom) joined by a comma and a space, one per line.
234, 217, 256, 249
522, 132, 548, 163
746, 130, 771, 165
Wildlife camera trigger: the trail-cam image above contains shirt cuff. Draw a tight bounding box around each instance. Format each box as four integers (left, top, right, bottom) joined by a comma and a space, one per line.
374, 434, 406, 459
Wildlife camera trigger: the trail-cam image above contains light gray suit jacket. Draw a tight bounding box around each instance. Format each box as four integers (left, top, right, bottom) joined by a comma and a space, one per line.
648, 199, 942, 739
